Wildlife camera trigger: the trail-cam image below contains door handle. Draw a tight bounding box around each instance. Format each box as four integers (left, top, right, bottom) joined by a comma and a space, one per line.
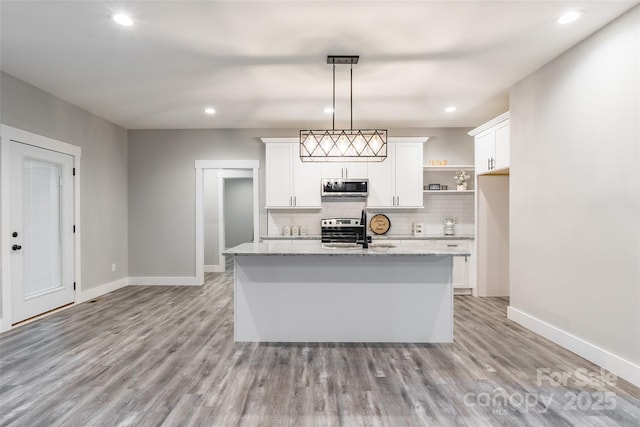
12, 244, 22, 251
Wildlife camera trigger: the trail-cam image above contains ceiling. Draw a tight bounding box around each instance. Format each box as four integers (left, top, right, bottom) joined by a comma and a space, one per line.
1, 1, 637, 130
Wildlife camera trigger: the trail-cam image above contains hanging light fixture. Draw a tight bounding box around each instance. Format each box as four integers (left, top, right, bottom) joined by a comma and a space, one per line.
300, 55, 387, 162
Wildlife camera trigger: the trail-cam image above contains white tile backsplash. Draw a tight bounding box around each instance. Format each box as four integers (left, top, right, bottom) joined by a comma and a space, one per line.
267, 196, 474, 237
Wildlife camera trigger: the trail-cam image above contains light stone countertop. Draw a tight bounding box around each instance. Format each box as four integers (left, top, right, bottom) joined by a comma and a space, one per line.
224, 240, 471, 257
260, 234, 475, 241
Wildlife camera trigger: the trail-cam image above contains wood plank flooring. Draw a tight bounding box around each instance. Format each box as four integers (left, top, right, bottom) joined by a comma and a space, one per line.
1, 264, 639, 426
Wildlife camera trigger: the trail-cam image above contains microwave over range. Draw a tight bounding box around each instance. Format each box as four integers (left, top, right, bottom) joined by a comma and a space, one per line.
321, 178, 368, 197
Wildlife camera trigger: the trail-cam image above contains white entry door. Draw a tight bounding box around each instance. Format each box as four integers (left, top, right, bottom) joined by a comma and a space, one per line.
10, 141, 75, 323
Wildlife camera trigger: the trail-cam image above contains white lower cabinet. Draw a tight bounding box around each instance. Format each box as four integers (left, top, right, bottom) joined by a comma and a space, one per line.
431, 240, 474, 290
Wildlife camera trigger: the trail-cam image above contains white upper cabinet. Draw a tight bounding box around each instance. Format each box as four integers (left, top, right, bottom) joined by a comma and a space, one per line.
263, 137, 425, 209
321, 162, 368, 180
469, 112, 510, 175
493, 121, 510, 171
292, 144, 322, 207
393, 143, 424, 207
368, 141, 424, 208
265, 143, 292, 207
367, 155, 394, 207
265, 142, 321, 208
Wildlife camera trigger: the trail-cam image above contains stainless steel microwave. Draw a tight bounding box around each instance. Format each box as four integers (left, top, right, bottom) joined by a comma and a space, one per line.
321, 178, 368, 197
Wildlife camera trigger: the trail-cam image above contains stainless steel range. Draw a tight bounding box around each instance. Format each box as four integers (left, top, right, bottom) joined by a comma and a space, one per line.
321, 217, 367, 244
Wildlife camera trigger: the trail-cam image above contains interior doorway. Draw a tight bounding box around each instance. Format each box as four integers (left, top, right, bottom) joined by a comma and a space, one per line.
194, 160, 259, 285
203, 169, 253, 272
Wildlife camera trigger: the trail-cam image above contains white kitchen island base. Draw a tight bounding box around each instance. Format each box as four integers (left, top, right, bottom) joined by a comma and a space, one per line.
233, 254, 453, 343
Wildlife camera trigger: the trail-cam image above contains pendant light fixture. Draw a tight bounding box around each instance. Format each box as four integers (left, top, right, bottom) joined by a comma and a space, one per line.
300, 55, 387, 162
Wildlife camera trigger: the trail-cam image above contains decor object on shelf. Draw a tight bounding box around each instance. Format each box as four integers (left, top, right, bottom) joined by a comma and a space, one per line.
429, 159, 449, 166
300, 55, 387, 162
454, 169, 470, 190
428, 183, 441, 190
443, 217, 456, 236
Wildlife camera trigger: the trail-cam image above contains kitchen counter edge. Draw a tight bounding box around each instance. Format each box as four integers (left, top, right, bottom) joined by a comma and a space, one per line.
224, 241, 471, 257
261, 234, 475, 241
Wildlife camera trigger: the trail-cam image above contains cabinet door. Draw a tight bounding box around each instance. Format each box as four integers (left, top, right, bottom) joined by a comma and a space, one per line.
394, 143, 423, 207
367, 156, 394, 207
320, 162, 345, 179
433, 240, 468, 287
475, 131, 495, 174
265, 143, 292, 207
494, 121, 509, 170
292, 144, 321, 207
452, 256, 467, 288
343, 162, 368, 179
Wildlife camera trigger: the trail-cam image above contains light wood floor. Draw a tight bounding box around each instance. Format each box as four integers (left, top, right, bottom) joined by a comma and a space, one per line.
1, 265, 639, 426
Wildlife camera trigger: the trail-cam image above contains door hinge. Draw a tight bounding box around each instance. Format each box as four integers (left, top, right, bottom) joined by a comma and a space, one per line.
73, 282, 76, 290
73, 168, 76, 176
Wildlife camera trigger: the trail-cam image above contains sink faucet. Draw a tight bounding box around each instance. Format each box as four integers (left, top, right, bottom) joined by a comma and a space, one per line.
360, 208, 369, 249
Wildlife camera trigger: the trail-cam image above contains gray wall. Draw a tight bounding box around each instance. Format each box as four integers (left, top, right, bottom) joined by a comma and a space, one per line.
224, 178, 253, 248
128, 127, 474, 277
0, 72, 129, 291
510, 6, 639, 365
128, 129, 277, 276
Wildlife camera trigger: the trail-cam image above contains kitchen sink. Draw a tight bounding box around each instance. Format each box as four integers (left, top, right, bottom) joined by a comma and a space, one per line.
368, 242, 397, 248
321, 242, 361, 249
321, 242, 397, 250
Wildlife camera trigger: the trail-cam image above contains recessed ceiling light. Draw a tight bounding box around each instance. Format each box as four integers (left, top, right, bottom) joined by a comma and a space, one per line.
204, 107, 216, 115
112, 13, 134, 26
324, 107, 334, 114
445, 106, 457, 113
558, 10, 582, 24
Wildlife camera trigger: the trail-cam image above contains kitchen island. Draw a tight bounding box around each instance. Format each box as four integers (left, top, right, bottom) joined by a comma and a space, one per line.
223, 240, 470, 343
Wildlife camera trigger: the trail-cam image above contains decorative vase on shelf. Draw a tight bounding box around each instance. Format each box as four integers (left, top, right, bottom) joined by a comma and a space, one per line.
454, 169, 470, 191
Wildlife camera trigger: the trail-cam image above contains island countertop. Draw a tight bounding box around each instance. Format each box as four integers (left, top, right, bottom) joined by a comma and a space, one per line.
223, 240, 470, 257
260, 234, 475, 241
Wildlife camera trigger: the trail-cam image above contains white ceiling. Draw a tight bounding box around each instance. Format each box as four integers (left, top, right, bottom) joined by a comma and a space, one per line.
1, 1, 637, 130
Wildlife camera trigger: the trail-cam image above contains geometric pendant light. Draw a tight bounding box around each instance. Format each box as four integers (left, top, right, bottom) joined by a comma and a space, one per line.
300, 55, 387, 162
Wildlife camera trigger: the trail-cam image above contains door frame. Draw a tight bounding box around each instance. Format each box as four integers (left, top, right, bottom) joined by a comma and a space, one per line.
206, 169, 254, 273
1, 125, 82, 332
195, 160, 259, 285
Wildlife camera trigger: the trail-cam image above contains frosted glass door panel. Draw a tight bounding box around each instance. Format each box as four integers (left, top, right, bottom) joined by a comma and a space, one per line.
23, 159, 62, 296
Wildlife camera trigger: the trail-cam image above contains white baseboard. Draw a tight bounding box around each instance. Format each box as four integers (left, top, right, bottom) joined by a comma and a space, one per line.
507, 306, 640, 389
129, 276, 201, 286
204, 264, 225, 273
77, 277, 129, 303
